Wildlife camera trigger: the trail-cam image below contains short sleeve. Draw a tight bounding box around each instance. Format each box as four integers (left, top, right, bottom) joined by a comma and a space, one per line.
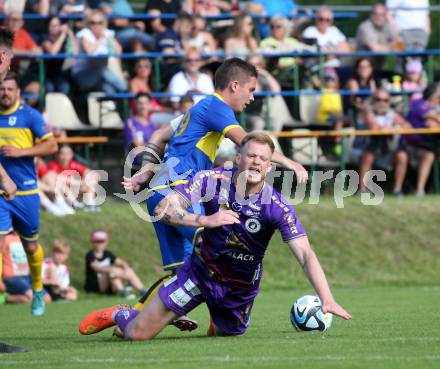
170, 114, 183, 132
330, 27, 346, 43
302, 26, 317, 39
419, 102, 433, 118
205, 97, 240, 134
29, 108, 53, 141
85, 251, 95, 266
173, 170, 218, 205
271, 199, 306, 242
47, 160, 60, 173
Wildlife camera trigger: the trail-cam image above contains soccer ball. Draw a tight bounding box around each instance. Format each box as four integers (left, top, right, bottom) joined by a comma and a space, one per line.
290, 295, 333, 332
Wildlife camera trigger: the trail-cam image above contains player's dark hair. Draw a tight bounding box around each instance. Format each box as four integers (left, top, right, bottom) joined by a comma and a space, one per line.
423, 83, 439, 101
0, 27, 14, 49
214, 58, 258, 91
240, 132, 275, 153
3, 71, 18, 84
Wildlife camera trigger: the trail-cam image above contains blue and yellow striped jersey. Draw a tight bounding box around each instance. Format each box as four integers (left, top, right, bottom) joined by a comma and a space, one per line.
160, 93, 240, 184
0, 101, 53, 193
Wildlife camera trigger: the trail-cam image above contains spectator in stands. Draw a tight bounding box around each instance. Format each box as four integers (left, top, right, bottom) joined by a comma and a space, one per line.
129, 58, 153, 94
178, 94, 194, 115
386, 0, 431, 52
358, 88, 410, 194
4, 11, 42, 99
145, 0, 182, 34
124, 93, 157, 170
346, 58, 377, 117
223, 14, 258, 58
168, 48, 214, 110
41, 16, 78, 95
317, 68, 344, 127
245, 53, 296, 131
84, 229, 148, 298
183, 15, 216, 54
317, 68, 348, 158
356, 4, 400, 69
0, 1, 26, 14
128, 58, 164, 113
302, 7, 349, 68
56, 0, 90, 14
260, 15, 316, 75
155, 11, 191, 54
72, 10, 127, 94
42, 239, 77, 302
24, 1, 90, 41
187, 0, 231, 16
1, 233, 51, 304
47, 144, 101, 211
402, 59, 427, 102
100, 0, 155, 53
255, 0, 298, 17
396, 83, 440, 195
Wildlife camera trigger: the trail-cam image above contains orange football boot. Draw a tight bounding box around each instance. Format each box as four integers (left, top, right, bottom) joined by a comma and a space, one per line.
79, 305, 129, 335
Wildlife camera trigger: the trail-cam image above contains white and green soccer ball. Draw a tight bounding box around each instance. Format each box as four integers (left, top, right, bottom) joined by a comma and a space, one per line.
290, 295, 333, 332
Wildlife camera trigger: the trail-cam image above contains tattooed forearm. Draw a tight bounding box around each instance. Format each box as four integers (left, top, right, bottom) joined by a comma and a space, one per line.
155, 193, 203, 227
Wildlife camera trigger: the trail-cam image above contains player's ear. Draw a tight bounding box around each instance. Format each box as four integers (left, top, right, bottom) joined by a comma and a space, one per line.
230, 80, 239, 92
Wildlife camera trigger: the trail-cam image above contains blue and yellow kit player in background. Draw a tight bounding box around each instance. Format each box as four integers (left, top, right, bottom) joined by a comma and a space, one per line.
0, 72, 58, 316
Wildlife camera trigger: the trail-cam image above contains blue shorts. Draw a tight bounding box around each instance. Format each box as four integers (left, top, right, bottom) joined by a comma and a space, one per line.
0, 194, 40, 241
146, 187, 203, 271
158, 255, 256, 336
4, 275, 32, 295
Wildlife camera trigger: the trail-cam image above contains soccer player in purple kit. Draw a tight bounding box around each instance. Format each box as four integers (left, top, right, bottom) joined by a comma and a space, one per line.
80, 132, 351, 339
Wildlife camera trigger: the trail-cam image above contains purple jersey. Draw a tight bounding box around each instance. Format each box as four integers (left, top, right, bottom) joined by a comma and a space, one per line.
174, 167, 307, 290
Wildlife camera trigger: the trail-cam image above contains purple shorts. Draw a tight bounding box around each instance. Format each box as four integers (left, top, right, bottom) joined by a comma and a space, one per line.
158, 255, 257, 336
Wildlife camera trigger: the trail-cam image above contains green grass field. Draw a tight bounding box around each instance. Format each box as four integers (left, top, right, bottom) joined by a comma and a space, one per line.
1, 198, 440, 368
1, 286, 439, 369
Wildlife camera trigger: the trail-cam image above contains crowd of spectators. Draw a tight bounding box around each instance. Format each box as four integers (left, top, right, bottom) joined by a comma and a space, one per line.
0, 0, 438, 201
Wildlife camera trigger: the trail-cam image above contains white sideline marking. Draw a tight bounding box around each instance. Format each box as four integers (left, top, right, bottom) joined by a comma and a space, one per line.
2, 355, 440, 366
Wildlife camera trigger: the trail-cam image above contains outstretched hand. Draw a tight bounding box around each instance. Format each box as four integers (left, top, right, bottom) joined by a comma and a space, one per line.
321, 300, 352, 320
291, 161, 308, 184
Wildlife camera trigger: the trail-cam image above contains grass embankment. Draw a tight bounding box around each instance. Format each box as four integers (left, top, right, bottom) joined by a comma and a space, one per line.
39, 196, 440, 290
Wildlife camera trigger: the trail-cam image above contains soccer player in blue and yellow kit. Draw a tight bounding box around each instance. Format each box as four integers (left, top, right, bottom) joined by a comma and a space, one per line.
0, 25, 31, 354
122, 59, 308, 329
0, 72, 58, 316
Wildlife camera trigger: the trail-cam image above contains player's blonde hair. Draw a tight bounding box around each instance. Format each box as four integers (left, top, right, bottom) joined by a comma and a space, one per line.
52, 239, 71, 255
240, 132, 275, 153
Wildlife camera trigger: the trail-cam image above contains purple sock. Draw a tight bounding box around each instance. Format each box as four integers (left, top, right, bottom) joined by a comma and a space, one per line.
113, 308, 140, 336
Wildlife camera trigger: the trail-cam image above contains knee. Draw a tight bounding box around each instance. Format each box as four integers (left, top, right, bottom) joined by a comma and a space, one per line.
396, 151, 408, 165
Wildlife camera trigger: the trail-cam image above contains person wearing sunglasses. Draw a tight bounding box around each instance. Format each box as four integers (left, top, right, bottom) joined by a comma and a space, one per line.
358, 88, 410, 194
302, 7, 349, 68
71, 10, 127, 94
260, 15, 316, 73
